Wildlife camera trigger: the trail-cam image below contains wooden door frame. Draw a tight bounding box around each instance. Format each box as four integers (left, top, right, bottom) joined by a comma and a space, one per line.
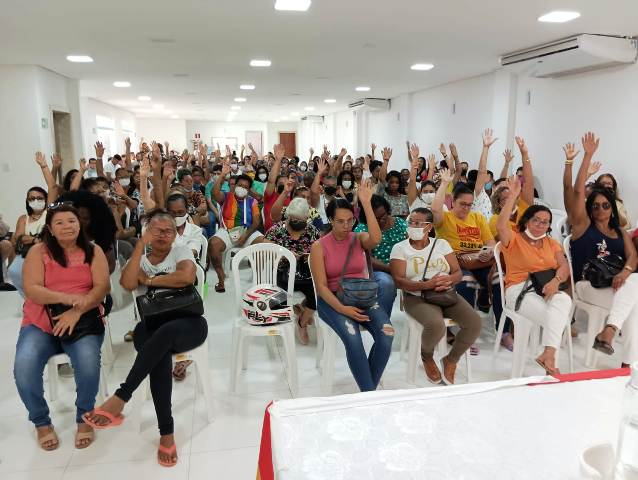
278, 131, 297, 156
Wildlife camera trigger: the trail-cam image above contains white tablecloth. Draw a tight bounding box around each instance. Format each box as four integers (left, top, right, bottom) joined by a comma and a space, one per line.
269, 376, 627, 479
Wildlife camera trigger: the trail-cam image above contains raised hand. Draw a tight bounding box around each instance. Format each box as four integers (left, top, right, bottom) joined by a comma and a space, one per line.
562, 142, 580, 161
514, 136, 528, 157
164, 141, 169, 154
439, 168, 454, 184
482, 128, 498, 148
94, 141, 105, 158
79, 158, 87, 171
581, 132, 600, 156
51, 153, 62, 169
427, 154, 436, 170
225, 145, 232, 159
273, 143, 285, 161
357, 179, 373, 204
439, 143, 447, 157
382, 147, 392, 162
503, 149, 514, 164
152, 143, 161, 165
284, 178, 295, 193
339, 147, 347, 157
588, 161, 603, 178
140, 157, 151, 178
113, 181, 126, 197
35, 151, 47, 168
220, 161, 232, 177
317, 156, 329, 175
309, 147, 314, 156
505, 174, 521, 197
371, 143, 377, 152
199, 143, 207, 157
124, 137, 131, 151
449, 143, 458, 159
409, 143, 419, 161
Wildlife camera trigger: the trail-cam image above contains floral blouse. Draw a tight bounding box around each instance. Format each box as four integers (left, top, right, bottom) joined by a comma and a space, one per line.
264, 221, 320, 279
354, 217, 408, 264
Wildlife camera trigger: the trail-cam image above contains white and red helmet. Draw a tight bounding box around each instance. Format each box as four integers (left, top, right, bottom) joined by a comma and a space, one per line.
242, 284, 292, 325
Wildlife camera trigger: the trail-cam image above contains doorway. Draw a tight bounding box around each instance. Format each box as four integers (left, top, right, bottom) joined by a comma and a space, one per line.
52, 111, 74, 179
278, 132, 297, 157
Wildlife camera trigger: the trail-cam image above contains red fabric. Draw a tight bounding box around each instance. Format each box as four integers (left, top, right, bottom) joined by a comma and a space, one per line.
529, 368, 630, 386
257, 402, 274, 480
263, 190, 291, 232
632, 228, 638, 239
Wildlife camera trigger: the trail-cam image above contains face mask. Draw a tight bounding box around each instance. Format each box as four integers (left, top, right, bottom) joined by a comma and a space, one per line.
525, 228, 546, 241
235, 186, 248, 198
484, 182, 493, 191
231, 163, 238, 171
225, 173, 231, 180
29, 199, 46, 211
461, 168, 468, 176
407, 227, 426, 241
342, 180, 352, 189
258, 173, 268, 182
288, 219, 307, 231
175, 214, 188, 227
421, 192, 435, 204
299, 164, 308, 172
119, 178, 130, 187
324, 186, 337, 196
277, 184, 285, 194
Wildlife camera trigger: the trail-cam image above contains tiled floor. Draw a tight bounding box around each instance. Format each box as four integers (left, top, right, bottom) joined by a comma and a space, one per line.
0, 267, 625, 479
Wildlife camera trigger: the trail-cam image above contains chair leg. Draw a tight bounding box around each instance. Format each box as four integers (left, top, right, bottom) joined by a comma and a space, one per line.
315, 315, 323, 369
281, 325, 298, 397
193, 347, 215, 424
102, 320, 114, 365
98, 365, 109, 402
465, 350, 472, 383
585, 309, 605, 368
406, 320, 422, 384
493, 312, 506, 356
320, 327, 336, 395
266, 336, 278, 359
46, 360, 58, 402
230, 326, 242, 394
399, 317, 410, 362
511, 318, 532, 378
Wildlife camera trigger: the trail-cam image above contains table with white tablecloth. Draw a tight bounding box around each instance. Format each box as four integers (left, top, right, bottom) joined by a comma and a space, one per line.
259, 370, 630, 480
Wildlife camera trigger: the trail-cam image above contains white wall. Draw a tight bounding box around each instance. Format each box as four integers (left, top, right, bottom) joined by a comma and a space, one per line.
136, 117, 186, 152
80, 98, 137, 159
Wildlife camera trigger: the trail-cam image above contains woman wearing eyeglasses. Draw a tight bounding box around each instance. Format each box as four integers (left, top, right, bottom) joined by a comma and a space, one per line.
564, 133, 638, 367
497, 177, 572, 375
309, 180, 394, 392
390, 208, 481, 384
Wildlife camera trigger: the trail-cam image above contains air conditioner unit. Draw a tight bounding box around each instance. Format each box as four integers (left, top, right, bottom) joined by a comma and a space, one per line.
348, 98, 391, 110
300, 115, 324, 122
500, 34, 637, 78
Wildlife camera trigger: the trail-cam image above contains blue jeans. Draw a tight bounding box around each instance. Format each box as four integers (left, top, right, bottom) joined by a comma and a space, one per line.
456, 267, 507, 333
373, 271, 397, 317
8, 255, 24, 297
317, 297, 393, 392
13, 324, 104, 426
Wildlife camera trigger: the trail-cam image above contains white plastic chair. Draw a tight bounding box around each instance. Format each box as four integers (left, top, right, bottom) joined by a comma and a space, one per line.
563, 235, 609, 368
129, 264, 215, 431
198, 233, 208, 265
400, 291, 472, 384
46, 352, 109, 403
493, 242, 573, 377
224, 246, 242, 273
124, 207, 131, 229
550, 209, 568, 241
101, 318, 115, 365
229, 244, 298, 395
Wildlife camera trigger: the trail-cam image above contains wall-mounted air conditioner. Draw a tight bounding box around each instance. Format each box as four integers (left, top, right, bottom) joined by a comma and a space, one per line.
500, 34, 637, 78
348, 98, 391, 110
300, 115, 324, 122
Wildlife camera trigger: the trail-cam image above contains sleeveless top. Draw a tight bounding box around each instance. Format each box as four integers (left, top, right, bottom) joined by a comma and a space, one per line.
319, 231, 368, 292
570, 223, 625, 282
22, 247, 95, 334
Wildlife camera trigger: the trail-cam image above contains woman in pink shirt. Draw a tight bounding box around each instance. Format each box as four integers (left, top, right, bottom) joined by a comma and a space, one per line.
310, 180, 394, 392
14, 203, 110, 451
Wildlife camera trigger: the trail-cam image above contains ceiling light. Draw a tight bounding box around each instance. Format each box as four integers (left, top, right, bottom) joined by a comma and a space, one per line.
113, 81, 131, 88
250, 59, 272, 67
538, 11, 581, 23
411, 63, 434, 71
290, 112, 300, 116
274, 0, 311, 11
304, 106, 315, 111
153, 104, 165, 109
355, 86, 370, 92
282, 116, 289, 120
273, 120, 280, 123
66, 55, 93, 63
240, 84, 256, 90
231, 106, 241, 111
171, 115, 179, 119
234, 97, 247, 102
138, 96, 151, 101
324, 99, 337, 103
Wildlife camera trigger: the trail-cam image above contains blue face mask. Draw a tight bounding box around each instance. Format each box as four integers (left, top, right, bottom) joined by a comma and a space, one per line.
484, 182, 493, 191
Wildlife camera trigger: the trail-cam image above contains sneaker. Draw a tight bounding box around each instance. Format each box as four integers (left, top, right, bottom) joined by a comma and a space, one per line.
440, 356, 457, 385
422, 357, 442, 384
500, 333, 514, 352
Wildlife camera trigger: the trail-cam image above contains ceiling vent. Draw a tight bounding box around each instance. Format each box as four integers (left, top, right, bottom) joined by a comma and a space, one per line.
348, 98, 391, 110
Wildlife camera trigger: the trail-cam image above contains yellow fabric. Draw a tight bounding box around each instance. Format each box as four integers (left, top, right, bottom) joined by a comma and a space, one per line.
436, 210, 493, 252
489, 198, 530, 238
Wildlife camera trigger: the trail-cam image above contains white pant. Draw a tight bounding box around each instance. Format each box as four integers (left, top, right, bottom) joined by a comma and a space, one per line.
505, 283, 572, 349
576, 275, 638, 364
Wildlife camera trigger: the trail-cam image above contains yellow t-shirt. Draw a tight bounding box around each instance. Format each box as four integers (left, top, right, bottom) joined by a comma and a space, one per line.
436, 211, 493, 252
489, 199, 530, 239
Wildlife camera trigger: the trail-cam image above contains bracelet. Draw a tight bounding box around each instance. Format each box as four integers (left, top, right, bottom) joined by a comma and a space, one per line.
565, 160, 574, 166
148, 276, 153, 286
624, 266, 633, 272
555, 273, 563, 283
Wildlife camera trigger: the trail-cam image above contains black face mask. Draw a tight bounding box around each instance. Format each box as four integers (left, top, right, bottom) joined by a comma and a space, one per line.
288, 219, 307, 231
277, 184, 285, 194
324, 186, 337, 196
461, 168, 468, 176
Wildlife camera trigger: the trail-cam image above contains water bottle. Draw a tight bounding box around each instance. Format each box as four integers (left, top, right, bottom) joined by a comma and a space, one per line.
615, 362, 638, 479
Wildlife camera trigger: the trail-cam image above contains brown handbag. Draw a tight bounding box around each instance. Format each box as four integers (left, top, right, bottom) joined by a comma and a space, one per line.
456, 249, 495, 271
420, 238, 458, 307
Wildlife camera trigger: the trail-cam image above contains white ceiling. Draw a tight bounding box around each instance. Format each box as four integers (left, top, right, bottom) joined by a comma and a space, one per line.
1, 0, 636, 122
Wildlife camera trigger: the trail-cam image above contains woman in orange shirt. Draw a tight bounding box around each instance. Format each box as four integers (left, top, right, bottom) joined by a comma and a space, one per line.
497, 177, 572, 375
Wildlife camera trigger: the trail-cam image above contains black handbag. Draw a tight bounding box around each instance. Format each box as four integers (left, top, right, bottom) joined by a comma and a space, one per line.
420, 238, 458, 308
136, 285, 204, 330
583, 254, 625, 288
336, 235, 379, 309
46, 304, 104, 343
514, 269, 568, 311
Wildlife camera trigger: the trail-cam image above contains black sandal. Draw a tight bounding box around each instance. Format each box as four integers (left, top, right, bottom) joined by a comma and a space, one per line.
215, 282, 225, 293
593, 336, 615, 355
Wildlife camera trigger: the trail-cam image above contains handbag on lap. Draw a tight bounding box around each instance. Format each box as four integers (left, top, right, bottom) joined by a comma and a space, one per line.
420, 238, 458, 308
336, 235, 379, 309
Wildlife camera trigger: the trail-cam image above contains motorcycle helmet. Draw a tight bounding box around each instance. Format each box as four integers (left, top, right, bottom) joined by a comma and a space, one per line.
242, 284, 292, 325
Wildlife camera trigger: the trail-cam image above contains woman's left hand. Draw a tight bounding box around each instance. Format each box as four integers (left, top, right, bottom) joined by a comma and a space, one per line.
542, 278, 560, 300
52, 309, 82, 337
612, 270, 631, 290
357, 179, 373, 204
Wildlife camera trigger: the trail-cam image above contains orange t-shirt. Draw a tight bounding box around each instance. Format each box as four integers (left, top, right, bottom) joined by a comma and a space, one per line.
501, 232, 564, 289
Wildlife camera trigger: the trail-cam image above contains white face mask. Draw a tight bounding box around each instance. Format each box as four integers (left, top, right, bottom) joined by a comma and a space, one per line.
258, 173, 268, 182
230, 163, 238, 171
29, 199, 46, 211
421, 192, 435, 204
234, 186, 248, 198
342, 180, 352, 189
525, 228, 547, 241
175, 214, 188, 227
407, 227, 426, 241
119, 178, 130, 187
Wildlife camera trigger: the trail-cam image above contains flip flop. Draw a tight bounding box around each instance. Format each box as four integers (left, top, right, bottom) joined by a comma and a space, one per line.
470, 344, 480, 356
535, 358, 560, 376
592, 336, 615, 355
157, 443, 178, 467
214, 282, 225, 293
172, 360, 192, 381
75, 429, 95, 449
37, 427, 59, 451
82, 408, 125, 430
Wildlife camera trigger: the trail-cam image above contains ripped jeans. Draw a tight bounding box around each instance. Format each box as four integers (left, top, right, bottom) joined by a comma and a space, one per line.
317, 296, 394, 392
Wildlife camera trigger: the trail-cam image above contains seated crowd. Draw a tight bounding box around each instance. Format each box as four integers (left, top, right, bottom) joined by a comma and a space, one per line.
6, 130, 638, 466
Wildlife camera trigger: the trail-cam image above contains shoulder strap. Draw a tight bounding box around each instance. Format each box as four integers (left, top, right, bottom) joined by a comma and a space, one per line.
421, 238, 438, 281
339, 234, 357, 282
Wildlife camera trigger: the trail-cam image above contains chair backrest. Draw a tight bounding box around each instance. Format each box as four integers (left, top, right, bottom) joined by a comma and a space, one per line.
124, 207, 131, 229
562, 234, 579, 300
493, 242, 508, 313
231, 243, 297, 314
198, 233, 208, 262
550, 208, 567, 241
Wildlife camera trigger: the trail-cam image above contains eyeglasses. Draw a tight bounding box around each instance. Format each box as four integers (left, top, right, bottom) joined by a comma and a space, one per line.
332, 218, 356, 227
529, 217, 551, 226
457, 201, 473, 208
47, 201, 74, 211
407, 219, 432, 227
150, 227, 176, 238
592, 202, 611, 211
